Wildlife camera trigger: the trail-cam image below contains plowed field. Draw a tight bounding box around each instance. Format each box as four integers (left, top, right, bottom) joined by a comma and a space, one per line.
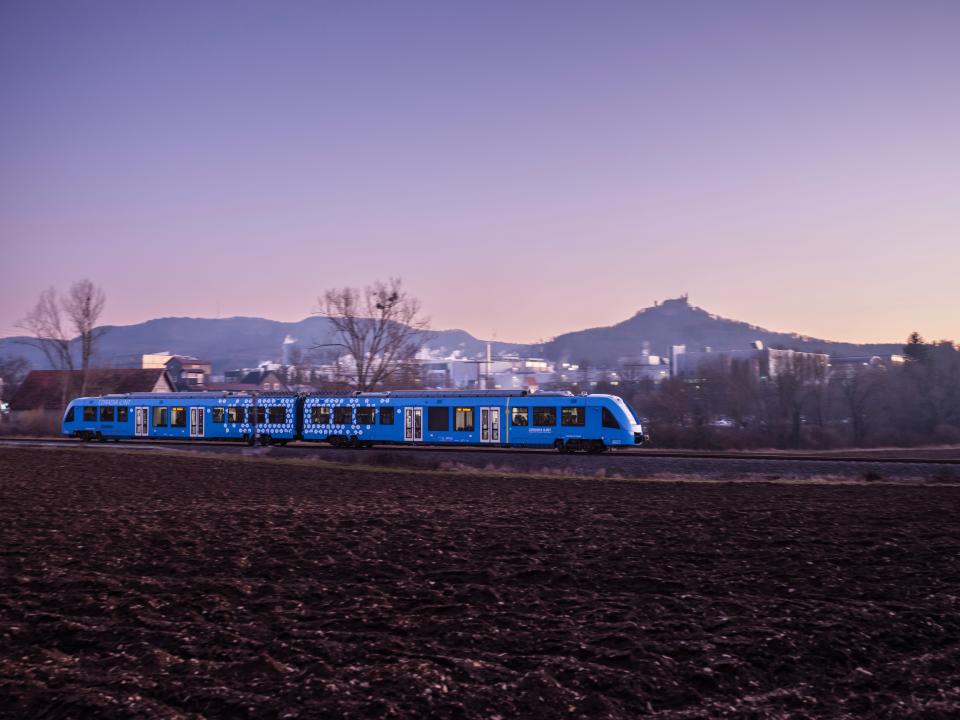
1, 448, 958, 718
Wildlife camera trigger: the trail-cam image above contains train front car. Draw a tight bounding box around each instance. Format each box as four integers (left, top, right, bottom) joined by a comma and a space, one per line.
299, 390, 644, 453
595, 394, 647, 448
540, 394, 644, 452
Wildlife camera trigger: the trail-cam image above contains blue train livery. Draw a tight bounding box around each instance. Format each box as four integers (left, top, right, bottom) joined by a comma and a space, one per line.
62, 390, 646, 452
62, 392, 298, 444
300, 391, 643, 451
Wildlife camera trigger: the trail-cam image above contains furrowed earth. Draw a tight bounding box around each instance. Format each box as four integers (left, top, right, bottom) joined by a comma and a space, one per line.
1, 447, 958, 719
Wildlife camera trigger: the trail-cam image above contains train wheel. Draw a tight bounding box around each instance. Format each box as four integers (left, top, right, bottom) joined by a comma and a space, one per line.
587, 440, 606, 454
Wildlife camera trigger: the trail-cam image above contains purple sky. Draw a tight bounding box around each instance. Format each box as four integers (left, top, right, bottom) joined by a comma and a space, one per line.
2, 1, 958, 344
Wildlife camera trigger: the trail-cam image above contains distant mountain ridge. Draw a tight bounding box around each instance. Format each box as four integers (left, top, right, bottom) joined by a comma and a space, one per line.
0, 316, 529, 373
545, 296, 903, 365
0, 298, 905, 372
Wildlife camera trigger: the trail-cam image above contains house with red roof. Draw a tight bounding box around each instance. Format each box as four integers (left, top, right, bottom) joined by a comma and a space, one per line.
7, 369, 175, 432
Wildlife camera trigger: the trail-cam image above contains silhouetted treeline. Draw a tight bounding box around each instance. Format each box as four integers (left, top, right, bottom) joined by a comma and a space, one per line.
585, 334, 960, 449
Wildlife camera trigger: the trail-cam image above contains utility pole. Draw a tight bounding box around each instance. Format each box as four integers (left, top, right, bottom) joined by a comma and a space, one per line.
252, 391, 259, 446
485, 342, 492, 390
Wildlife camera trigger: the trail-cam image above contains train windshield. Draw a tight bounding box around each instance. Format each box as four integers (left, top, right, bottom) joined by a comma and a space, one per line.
613, 397, 639, 425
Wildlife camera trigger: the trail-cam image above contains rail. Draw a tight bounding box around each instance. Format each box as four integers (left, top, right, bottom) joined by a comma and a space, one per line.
2, 437, 959, 465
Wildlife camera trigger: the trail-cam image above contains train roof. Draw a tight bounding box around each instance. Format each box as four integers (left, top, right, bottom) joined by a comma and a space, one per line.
89, 392, 298, 400
303, 390, 575, 398
76, 389, 610, 401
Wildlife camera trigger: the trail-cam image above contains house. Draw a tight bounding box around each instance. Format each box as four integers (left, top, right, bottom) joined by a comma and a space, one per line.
142, 352, 212, 389
209, 370, 288, 393
8, 369, 175, 432
165, 356, 212, 389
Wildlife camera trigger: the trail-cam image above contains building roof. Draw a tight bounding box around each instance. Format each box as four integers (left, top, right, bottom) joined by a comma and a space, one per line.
205, 382, 261, 392
167, 356, 211, 367
236, 370, 288, 388
10, 369, 174, 411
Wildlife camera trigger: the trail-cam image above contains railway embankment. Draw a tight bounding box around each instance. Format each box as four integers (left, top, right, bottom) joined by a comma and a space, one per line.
2, 437, 960, 482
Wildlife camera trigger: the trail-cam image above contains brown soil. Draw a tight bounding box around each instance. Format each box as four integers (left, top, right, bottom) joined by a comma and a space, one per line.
1, 447, 959, 719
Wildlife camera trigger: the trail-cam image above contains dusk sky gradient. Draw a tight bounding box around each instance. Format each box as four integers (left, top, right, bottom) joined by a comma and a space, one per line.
2, 1, 958, 344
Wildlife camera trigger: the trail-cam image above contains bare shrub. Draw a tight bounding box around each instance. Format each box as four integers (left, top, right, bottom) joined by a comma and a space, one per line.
9, 410, 62, 437
932, 424, 960, 445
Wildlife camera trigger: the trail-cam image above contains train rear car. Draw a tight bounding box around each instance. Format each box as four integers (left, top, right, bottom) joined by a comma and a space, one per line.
61, 392, 297, 444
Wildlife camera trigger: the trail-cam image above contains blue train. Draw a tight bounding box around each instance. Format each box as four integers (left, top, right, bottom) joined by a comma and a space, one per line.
61, 390, 646, 452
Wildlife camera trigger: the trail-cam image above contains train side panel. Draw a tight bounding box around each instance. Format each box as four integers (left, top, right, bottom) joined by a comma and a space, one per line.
62, 391, 643, 449
300, 393, 641, 449
62, 394, 298, 442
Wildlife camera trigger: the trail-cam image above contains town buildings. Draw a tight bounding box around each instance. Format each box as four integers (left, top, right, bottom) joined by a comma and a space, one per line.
670, 342, 830, 381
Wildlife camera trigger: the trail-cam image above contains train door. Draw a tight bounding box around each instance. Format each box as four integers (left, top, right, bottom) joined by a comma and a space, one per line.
135, 407, 148, 437
404, 407, 423, 441
480, 407, 500, 443
189, 407, 204, 438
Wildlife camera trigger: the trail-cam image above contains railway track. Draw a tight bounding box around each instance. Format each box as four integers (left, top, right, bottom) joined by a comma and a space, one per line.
3, 436, 960, 466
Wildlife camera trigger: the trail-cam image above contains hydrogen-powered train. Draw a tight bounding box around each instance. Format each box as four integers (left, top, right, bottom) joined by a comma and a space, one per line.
61, 390, 647, 452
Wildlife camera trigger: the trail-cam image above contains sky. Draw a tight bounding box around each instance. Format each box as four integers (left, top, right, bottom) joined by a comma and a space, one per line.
1, 1, 958, 345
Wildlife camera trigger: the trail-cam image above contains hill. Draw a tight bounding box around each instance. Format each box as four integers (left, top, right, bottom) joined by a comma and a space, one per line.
0, 298, 907, 373
0, 317, 528, 373
544, 296, 903, 365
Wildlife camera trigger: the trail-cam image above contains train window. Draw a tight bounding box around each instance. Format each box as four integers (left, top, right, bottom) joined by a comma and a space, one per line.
64, 407, 75, 422
427, 406, 449, 431
561, 407, 585, 427
170, 407, 187, 428
249, 407, 266, 424
602, 407, 621, 429
227, 407, 245, 423
152, 406, 168, 427
83, 406, 97, 422
356, 407, 375, 424
511, 407, 528, 426
100, 406, 115, 422
268, 406, 287, 424
379, 407, 395, 425
311, 406, 331, 424
454, 407, 474, 431
333, 406, 352, 424
533, 407, 556, 426
117, 407, 128, 422
212, 407, 225, 423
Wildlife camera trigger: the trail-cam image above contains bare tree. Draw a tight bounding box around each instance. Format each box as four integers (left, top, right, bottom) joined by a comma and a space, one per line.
314, 278, 429, 391
724, 358, 760, 429
0, 355, 30, 403
836, 365, 883, 446
17, 288, 75, 406
17, 280, 106, 404
63, 280, 106, 397
773, 353, 827, 447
